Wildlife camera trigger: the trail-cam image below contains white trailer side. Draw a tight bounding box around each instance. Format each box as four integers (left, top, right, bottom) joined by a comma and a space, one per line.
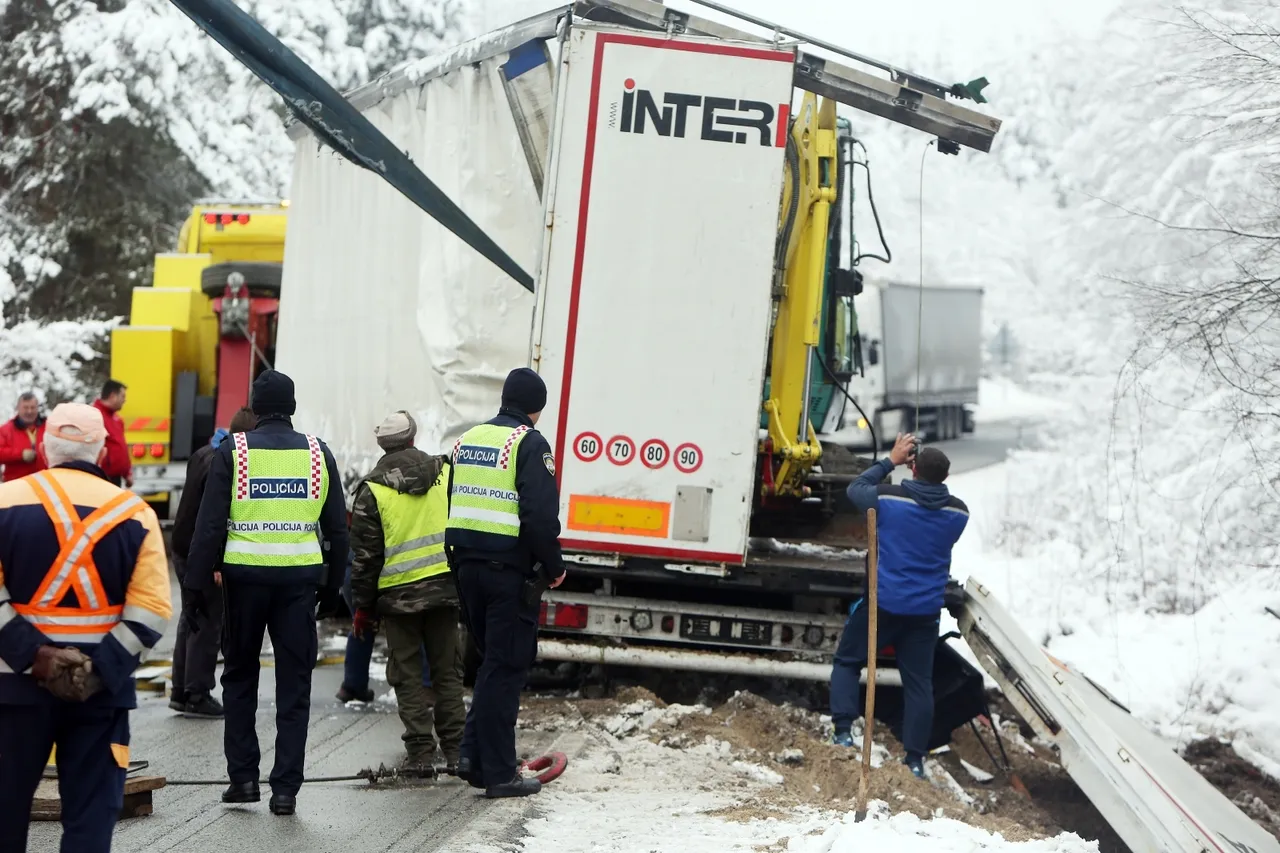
276, 15, 561, 471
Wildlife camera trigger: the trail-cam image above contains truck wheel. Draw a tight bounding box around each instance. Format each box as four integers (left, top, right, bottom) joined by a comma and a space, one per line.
200, 262, 283, 298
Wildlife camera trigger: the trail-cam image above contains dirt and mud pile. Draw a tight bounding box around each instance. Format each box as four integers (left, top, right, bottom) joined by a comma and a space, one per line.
518, 687, 1143, 850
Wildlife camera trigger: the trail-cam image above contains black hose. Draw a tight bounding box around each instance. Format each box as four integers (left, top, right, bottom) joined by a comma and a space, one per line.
850, 153, 891, 267
773, 129, 801, 290
817, 356, 878, 460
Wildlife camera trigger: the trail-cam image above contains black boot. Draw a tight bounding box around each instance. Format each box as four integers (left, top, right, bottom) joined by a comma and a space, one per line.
455, 756, 485, 790
269, 793, 296, 815
183, 694, 225, 719
485, 773, 541, 799
336, 685, 375, 703
221, 781, 260, 804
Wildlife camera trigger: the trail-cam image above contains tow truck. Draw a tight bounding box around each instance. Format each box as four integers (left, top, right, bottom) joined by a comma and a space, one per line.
108, 200, 288, 516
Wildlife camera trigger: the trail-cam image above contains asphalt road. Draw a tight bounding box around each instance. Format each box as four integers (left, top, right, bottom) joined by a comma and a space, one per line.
867, 418, 1034, 484
29, 663, 582, 853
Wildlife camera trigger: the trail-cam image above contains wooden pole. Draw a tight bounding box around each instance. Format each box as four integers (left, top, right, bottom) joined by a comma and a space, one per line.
855, 507, 879, 820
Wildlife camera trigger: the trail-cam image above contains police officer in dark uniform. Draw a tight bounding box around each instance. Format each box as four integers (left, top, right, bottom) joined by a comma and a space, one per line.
446, 368, 565, 798
184, 370, 348, 816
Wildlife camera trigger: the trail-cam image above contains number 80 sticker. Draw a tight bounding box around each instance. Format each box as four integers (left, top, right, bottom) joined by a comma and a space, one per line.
640, 439, 670, 469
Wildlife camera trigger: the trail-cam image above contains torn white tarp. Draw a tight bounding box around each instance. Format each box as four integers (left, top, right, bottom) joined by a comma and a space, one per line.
276, 26, 556, 476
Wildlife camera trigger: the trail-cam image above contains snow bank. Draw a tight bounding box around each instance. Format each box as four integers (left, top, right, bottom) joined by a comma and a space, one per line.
948, 458, 1280, 776
974, 376, 1070, 425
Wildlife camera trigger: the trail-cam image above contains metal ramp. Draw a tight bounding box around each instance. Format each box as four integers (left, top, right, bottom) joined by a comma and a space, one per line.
959, 578, 1280, 853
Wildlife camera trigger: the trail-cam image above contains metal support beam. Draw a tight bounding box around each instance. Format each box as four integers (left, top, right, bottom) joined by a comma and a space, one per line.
571, 0, 1002, 152
538, 638, 903, 684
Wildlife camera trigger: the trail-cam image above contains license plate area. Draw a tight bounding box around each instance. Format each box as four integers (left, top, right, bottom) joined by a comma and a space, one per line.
680, 615, 773, 646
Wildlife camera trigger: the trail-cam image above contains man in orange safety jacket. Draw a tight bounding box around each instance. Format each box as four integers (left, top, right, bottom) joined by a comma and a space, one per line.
0, 402, 171, 853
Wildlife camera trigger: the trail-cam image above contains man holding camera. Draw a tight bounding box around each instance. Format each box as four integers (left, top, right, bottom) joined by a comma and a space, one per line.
829, 433, 969, 779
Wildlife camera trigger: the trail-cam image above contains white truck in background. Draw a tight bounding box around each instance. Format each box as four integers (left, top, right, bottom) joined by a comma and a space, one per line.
823, 280, 983, 449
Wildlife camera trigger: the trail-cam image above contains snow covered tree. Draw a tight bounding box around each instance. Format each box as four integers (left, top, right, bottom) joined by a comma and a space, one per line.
0, 0, 463, 326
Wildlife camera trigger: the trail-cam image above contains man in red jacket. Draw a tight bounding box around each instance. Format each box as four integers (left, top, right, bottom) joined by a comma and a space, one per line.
0, 392, 46, 482
92, 380, 132, 488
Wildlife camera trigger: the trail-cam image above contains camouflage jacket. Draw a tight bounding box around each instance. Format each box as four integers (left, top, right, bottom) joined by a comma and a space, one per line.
349, 447, 457, 616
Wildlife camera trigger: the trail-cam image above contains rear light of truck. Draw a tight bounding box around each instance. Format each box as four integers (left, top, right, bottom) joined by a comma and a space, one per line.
202, 212, 251, 225
131, 444, 146, 458
149, 444, 165, 458
538, 602, 588, 630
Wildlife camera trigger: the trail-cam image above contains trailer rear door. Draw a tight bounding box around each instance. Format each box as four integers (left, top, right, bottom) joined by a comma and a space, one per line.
531, 25, 794, 564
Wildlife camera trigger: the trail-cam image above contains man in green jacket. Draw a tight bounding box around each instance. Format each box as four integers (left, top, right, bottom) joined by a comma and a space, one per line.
349, 411, 463, 775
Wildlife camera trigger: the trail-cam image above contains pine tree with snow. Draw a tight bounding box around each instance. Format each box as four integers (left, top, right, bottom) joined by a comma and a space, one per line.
0, 0, 463, 325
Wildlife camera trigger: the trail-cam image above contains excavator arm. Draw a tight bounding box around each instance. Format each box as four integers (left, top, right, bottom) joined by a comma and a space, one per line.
762, 93, 838, 498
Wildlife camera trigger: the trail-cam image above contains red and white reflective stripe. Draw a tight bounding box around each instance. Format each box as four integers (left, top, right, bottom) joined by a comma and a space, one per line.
233, 433, 251, 501
305, 435, 323, 500
497, 426, 530, 470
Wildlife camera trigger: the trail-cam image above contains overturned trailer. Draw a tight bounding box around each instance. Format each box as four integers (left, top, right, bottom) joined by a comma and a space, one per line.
277, 0, 1001, 678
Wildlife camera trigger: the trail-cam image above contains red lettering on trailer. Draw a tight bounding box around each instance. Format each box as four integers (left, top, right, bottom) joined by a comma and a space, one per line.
775, 103, 790, 148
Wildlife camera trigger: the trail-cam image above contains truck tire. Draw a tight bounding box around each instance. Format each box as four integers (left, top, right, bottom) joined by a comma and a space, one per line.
200, 261, 283, 298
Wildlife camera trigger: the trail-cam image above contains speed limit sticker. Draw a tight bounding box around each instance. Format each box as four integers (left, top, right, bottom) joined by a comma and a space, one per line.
673, 443, 703, 473
573, 432, 603, 463
606, 435, 636, 466
640, 439, 670, 469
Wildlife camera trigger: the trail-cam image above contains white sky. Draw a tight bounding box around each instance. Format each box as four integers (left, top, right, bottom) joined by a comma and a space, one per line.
477, 0, 1124, 79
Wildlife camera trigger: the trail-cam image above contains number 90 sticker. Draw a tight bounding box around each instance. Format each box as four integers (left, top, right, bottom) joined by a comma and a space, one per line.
606, 435, 636, 466
640, 439, 670, 470
573, 432, 603, 463
674, 442, 703, 473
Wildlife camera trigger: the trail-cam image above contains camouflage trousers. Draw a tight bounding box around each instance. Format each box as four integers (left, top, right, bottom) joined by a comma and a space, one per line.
383, 607, 466, 765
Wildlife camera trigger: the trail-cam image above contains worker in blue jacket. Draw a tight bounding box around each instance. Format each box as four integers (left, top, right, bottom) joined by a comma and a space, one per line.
829, 433, 968, 778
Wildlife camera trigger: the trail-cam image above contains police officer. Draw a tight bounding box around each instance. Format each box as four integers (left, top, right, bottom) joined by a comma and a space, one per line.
184, 370, 348, 816
446, 368, 565, 798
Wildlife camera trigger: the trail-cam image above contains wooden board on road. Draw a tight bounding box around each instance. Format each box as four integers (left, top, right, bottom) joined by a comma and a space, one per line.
31, 774, 167, 821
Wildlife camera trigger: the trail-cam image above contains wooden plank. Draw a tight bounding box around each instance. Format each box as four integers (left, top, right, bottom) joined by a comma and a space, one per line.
31, 775, 167, 822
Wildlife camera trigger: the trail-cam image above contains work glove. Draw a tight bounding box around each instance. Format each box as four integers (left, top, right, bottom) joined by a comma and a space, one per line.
316, 587, 342, 620
182, 589, 209, 624
352, 608, 378, 641
32, 646, 105, 702
21, 449, 36, 463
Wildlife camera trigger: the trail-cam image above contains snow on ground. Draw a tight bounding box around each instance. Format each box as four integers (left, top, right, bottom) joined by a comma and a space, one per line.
946, 459, 1280, 779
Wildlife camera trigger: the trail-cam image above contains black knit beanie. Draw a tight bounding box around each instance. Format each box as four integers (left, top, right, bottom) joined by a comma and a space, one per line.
251, 370, 297, 417
501, 368, 547, 416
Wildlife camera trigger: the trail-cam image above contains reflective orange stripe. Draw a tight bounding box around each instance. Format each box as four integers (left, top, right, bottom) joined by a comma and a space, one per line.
15, 472, 145, 630
128, 418, 150, 431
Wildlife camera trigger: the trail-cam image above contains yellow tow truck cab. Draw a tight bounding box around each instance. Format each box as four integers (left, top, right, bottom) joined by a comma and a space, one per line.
109, 200, 289, 516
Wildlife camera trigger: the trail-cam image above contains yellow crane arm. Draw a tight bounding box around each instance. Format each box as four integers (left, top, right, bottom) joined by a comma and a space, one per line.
762, 93, 837, 497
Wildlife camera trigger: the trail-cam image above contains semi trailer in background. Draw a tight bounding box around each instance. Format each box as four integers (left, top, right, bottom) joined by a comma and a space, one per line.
821, 280, 983, 449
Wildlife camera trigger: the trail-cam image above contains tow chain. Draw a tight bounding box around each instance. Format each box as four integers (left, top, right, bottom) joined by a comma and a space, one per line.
162, 752, 568, 787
